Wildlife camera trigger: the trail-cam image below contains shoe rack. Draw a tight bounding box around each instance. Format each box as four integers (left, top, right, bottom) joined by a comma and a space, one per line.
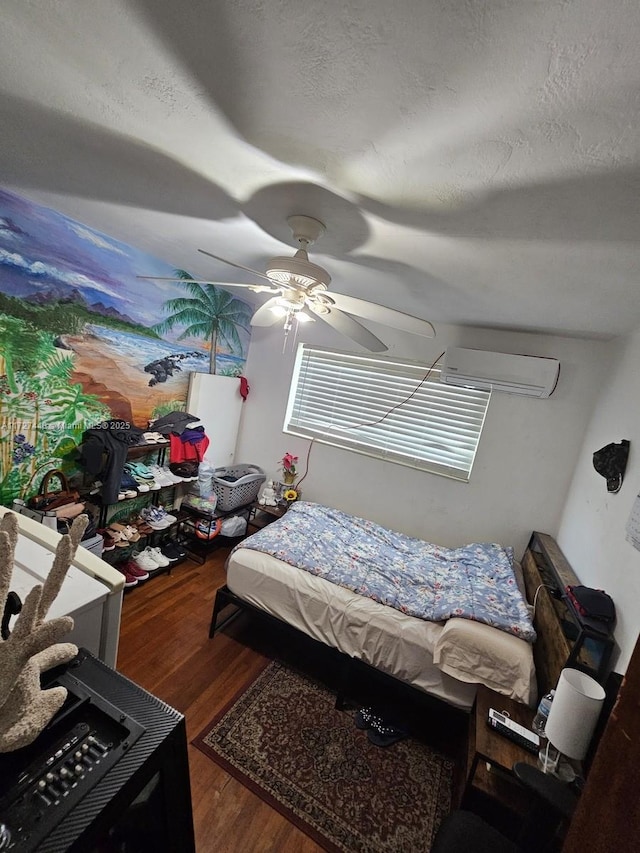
87, 441, 171, 529
82, 440, 189, 584
178, 501, 255, 565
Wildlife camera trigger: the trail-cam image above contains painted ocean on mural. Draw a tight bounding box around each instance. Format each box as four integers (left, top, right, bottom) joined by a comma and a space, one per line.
0, 186, 252, 504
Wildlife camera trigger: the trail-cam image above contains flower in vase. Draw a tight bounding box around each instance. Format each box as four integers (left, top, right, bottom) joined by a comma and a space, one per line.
280, 452, 298, 483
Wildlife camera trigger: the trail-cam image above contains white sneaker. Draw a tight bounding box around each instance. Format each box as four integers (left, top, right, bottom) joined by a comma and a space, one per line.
148, 547, 171, 567
148, 465, 176, 488
132, 549, 162, 572
160, 466, 184, 485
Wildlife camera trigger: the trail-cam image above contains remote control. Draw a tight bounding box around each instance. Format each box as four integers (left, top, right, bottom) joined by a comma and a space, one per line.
487, 708, 540, 754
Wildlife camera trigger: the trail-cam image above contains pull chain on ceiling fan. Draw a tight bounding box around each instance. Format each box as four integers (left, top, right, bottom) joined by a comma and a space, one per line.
139, 215, 436, 352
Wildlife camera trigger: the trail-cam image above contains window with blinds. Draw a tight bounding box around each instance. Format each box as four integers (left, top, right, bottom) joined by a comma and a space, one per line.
284, 345, 491, 481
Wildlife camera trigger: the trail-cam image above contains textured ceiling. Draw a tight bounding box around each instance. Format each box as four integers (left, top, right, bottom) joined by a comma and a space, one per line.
1, 0, 639, 341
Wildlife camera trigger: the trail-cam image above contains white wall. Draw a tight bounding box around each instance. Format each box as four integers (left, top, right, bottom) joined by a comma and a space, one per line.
236, 318, 610, 559
557, 327, 640, 673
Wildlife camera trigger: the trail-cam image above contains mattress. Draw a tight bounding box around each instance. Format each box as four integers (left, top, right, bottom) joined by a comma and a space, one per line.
227, 547, 535, 711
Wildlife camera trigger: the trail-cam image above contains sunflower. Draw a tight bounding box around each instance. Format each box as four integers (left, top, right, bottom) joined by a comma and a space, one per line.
283, 488, 298, 502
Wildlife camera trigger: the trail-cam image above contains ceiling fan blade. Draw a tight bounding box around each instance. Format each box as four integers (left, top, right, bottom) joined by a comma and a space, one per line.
309, 304, 388, 352
197, 249, 282, 284
250, 298, 284, 327
328, 292, 436, 338
136, 275, 278, 293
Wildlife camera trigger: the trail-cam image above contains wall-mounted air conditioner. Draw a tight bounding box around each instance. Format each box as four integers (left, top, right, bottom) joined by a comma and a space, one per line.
441, 348, 560, 398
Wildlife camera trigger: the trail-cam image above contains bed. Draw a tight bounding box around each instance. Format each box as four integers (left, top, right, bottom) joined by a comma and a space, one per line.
217, 501, 538, 712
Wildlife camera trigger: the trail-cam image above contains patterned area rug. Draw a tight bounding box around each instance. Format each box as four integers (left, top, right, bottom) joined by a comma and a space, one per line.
193, 661, 455, 852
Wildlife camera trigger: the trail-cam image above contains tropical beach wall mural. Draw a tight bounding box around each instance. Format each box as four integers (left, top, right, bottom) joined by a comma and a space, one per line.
0, 187, 252, 505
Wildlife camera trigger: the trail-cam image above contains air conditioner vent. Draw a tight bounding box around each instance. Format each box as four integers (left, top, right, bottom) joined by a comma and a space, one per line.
441, 348, 560, 398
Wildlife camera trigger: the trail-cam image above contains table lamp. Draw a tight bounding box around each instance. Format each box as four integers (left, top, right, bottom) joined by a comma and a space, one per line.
539, 668, 606, 776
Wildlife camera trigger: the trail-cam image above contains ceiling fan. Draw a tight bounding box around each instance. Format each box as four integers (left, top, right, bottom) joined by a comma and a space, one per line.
139, 215, 435, 352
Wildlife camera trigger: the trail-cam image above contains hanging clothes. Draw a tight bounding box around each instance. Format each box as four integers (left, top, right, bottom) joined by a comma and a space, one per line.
78, 421, 144, 504
169, 429, 210, 464
149, 410, 202, 436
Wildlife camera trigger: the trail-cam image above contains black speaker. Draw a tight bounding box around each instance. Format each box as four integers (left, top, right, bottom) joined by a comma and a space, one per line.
0, 649, 195, 852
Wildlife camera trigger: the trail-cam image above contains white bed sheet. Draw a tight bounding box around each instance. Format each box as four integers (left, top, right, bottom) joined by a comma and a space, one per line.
227, 547, 479, 711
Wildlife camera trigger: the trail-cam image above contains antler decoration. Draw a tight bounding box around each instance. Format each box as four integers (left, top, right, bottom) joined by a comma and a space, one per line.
0, 512, 88, 752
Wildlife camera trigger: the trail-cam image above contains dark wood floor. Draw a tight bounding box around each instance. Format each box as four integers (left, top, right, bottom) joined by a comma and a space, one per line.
116, 545, 469, 852
117, 545, 325, 852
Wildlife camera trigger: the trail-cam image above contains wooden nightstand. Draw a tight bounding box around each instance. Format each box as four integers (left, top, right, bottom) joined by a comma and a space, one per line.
246, 501, 288, 534
463, 685, 541, 814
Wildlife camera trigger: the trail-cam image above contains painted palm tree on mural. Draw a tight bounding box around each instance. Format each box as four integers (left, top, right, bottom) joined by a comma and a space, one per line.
0, 315, 110, 504
152, 271, 252, 375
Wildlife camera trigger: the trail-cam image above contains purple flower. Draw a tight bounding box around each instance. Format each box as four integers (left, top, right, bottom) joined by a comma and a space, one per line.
12, 439, 35, 464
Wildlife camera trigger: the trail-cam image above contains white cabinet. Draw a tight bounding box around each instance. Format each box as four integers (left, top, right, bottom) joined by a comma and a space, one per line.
1, 507, 123, 667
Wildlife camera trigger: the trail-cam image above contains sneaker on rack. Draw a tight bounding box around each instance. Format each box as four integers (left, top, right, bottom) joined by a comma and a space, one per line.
132, 549, 162, 572
121, 559, 149, 581
147, 507, 176, 529
124, 463, 159, 491
121, 469, 139, 488
147, 465, 176, 488
116, 564, 139, 588
126, 476, 150, 493
140, 545, 170, 570
139, 506, 170, 529
161, 541, 182, 562
147, 546, 171, 568
161, 466, 185, 484
119, 470, 140, 498
169, 462, 199, 482
156, 506, 177, 524
125, 461, 157, 481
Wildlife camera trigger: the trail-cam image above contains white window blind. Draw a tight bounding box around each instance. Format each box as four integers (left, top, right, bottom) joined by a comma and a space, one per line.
284, 345, 490, 481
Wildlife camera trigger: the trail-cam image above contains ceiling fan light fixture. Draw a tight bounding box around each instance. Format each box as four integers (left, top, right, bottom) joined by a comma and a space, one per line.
269, 303, 289, 318
265, 256, 331, 290
177, 213, 435, 353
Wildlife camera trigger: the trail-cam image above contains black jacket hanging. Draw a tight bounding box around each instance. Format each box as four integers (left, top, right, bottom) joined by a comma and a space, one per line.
78, 421, 144, 504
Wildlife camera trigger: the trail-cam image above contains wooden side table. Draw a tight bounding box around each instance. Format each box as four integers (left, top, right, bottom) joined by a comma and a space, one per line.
246, 501, 288, 534
463, 685, 541, 814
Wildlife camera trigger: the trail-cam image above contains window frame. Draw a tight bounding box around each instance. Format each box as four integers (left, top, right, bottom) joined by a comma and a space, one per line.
283, 344, 491, 482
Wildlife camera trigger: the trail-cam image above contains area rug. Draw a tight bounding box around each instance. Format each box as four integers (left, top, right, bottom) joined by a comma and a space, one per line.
193, 660, 455, 852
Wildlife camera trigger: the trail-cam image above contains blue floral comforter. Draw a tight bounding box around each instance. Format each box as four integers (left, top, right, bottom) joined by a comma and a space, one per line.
237, 501, 536, 642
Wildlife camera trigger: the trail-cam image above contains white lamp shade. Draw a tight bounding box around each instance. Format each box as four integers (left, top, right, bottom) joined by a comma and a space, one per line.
545, 668, 606, 760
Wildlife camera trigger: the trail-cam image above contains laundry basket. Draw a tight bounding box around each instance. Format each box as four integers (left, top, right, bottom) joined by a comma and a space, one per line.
211, 464, 266, 511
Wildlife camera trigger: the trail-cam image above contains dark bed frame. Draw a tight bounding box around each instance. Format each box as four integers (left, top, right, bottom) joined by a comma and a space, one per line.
209, 531, 581, 718
209, 583, 469, 726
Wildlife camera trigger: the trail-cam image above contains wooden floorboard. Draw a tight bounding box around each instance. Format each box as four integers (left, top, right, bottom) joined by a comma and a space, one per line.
116, 545, 323, 853
116, 544, 469, 852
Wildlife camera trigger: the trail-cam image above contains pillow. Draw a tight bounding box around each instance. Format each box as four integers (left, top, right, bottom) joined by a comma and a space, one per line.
433, 617, 537, 706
